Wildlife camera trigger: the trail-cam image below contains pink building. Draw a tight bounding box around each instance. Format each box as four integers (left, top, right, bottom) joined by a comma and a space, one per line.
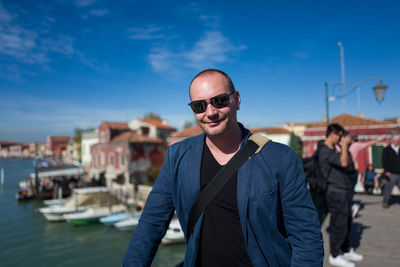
46, 136, 70, 158
90, 121, 173, 186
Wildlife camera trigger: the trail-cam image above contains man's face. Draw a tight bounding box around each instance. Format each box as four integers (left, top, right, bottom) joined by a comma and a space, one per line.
189, 73, 240, 137
330, 131, 343, 145
392, 135, 400, 146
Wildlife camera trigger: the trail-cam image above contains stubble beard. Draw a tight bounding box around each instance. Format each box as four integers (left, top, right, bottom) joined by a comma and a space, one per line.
198, 117, 229, 137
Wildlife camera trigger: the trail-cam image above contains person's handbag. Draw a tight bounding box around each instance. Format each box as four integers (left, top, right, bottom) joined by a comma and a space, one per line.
186, 133, 270, 241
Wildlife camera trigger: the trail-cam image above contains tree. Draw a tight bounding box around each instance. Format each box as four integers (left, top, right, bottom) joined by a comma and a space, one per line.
183, 120, 195, 129
288, 132, 303, 159
144, 112, 162, 121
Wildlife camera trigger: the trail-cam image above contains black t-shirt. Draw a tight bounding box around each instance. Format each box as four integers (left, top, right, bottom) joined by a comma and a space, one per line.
196, 143, 253, 267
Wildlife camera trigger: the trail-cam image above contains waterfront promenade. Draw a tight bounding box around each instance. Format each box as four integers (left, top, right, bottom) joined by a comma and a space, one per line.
322, 194, 400, 266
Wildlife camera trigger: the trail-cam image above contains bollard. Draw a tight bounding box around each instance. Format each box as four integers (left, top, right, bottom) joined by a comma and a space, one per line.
1, 168, 3, 185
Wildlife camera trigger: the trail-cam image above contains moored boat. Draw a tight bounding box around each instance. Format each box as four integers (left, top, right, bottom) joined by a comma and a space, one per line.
64, 204, 126, 225
43, 198, 66, 206
100, 212, 131, 225
114, 212, 141, 231
161, 218, 185, 245
39, 187, 112, 222
15, 188, 33, 200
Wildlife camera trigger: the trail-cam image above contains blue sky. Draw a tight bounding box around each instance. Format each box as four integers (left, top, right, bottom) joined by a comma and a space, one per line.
1, 0, 399, 143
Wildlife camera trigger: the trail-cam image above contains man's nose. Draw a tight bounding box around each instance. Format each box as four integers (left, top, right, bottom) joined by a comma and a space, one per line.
205, 102, 218, 116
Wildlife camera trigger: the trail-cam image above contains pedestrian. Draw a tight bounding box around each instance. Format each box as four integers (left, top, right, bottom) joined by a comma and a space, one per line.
318, 123, 363, 267
348, 135, 384, 216
361, 164, 379, 195
335, 133, 358, 218
123, 69, 324, 266
381, 133, 400, 208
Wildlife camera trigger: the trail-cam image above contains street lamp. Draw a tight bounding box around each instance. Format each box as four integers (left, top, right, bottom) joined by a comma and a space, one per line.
325, 77, 388, 125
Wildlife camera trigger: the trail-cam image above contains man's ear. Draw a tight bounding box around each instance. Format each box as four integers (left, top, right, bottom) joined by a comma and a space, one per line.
235, 90, 240, 110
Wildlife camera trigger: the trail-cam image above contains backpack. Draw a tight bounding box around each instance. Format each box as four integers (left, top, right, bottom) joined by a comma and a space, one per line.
302, 146, 327, 194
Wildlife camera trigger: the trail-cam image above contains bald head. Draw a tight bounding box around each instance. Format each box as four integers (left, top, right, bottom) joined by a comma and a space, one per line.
392, 134, 400, 146
189, 69, 235, 97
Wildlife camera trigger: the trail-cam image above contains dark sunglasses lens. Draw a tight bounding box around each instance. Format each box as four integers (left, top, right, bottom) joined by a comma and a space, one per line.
211, 94, 230, 108
191, 101, 207, 113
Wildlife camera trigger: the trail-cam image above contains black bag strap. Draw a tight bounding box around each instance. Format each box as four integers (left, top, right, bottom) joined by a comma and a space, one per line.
186, 133, 270, 241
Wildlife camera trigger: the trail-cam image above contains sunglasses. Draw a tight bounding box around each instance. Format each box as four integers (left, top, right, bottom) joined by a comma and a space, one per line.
188, 93, 234, 114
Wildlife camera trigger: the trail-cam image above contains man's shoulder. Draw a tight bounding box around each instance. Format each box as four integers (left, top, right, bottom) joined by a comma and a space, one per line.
319, 144, 333, 154
383, 145, 393, 152
317, 144, 335, 161
168, 133, 204, 154
256, 140, 296, 162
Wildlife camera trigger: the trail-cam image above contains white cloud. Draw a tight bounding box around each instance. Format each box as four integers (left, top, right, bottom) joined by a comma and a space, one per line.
148, 31, 246, 73
0, 1, 12, 23
0, 3, 106, 77
89, 8, 109, 16
0, 24, 39, 60
0, 23, 77, 65
42, 35, 75, 55
148, 48, 176, 72
128, 25, 164, 40
75, 0, 96, 7
184, 31, 246, 68
0, 3, 75, 65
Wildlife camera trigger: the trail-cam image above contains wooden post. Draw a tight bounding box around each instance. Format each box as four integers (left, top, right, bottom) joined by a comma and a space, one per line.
1, 168, 4, 185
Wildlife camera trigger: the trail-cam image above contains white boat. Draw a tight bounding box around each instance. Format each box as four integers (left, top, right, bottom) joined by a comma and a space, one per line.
43, 198, 66, 206
18, 179, 32, 189
100, 212, 131, 225
39, 205, 88, 222
114, 212, 142, 231
64, 204, 126, 225
39, 187, 112, 222
161, 218, 185, 245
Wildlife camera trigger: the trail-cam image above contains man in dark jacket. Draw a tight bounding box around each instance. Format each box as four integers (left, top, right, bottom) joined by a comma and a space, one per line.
382, 133, 400, 208
123, 69, 324, 266
319, 123, 363, 267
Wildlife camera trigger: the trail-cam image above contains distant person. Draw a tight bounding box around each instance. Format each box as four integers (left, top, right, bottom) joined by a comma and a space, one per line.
381, 133, 400, 208
348, 136, 384, 216
335, 134, 358, 218
123, 69, 324, 266
361, 164, 379, 195
319, 123, 363, 267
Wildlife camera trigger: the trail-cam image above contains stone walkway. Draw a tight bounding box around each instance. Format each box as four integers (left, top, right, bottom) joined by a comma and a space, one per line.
322, 194, 400, 266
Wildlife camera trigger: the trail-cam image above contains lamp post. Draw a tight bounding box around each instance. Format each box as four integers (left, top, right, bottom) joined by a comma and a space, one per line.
325, 77, 388, 125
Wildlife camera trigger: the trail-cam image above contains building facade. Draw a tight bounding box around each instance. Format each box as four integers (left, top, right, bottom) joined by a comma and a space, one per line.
81, 129, 99, 170
45, 136, 70, 158
90, 120, 175, 191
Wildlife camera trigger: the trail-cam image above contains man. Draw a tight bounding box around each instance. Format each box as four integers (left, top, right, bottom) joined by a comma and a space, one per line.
318, 124, 363, 267
382, 133, 400, 208
123, 69, 323, 266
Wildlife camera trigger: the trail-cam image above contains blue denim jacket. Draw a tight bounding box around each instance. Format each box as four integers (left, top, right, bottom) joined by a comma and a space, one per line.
123, 127, 324, 267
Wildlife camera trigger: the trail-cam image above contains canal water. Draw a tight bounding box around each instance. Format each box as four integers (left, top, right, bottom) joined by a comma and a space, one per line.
0, 159, 185, 266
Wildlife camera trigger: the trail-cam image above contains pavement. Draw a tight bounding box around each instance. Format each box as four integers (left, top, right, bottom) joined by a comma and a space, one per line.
322, 194, 400, 266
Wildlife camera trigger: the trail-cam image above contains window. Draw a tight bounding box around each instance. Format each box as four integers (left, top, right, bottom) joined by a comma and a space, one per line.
101, 131, 106, 142
120, 154, 125, 166
109, 153, 114, 166
371, 145, 384, 169
141, 126, 150, 136
100, 153, 105, 166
